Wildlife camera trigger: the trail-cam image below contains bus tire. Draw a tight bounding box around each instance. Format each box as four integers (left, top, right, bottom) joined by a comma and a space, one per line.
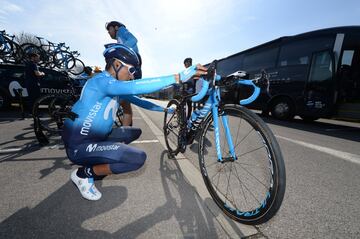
270, 97, 295, 120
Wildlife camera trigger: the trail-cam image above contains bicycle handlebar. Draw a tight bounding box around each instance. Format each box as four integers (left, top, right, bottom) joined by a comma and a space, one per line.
238, 80, 260, 105
184, 60, 267, 105
190, 79, 209, 102
189, 60, 217, 102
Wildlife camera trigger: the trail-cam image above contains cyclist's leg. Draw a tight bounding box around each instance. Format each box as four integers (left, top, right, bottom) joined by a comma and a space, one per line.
186, 100, 192, 120
67, 140, 146, 200
107, 127, 142, 144
66, 140, 146, 173
186, 95, 212, 144
120, 100, 133, 126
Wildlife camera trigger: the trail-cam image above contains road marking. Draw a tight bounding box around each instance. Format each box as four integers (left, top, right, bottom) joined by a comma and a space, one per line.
131, 139, 159, 144
276, 135, 360, 165
0, 147, 23, 153
135, 106, 258, 238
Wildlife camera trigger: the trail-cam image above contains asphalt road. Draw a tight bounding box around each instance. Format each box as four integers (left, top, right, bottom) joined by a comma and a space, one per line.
139, 100, 360, 239
0, 107, 256, 239
0, 101, 359, 238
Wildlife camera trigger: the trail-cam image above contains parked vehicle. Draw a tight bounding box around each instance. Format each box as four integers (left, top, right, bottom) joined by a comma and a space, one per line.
217, 26, 360, 121
0, 63, 80, 110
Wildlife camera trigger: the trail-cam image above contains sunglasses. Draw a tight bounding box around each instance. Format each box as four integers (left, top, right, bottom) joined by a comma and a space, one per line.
116, 59, 136, 75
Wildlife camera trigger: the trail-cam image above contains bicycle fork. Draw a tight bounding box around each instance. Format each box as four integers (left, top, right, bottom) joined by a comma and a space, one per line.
212, 105, 237, 163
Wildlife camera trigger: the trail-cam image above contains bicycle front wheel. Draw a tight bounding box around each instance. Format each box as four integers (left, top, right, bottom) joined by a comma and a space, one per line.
199, 105, 286, 224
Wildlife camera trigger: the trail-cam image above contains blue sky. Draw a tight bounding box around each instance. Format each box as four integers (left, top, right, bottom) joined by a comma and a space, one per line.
1, 0, 359, 77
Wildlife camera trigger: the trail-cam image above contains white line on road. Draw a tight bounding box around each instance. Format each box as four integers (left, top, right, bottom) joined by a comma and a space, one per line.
276, 135, 360, 165
131, 139, 159, 144
0, 147, 23, 153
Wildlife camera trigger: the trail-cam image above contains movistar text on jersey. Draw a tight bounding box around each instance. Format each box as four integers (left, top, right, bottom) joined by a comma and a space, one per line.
80, 102, 102, 136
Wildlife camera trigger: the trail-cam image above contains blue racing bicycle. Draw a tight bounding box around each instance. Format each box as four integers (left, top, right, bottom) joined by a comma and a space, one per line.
163, 61, 286, 224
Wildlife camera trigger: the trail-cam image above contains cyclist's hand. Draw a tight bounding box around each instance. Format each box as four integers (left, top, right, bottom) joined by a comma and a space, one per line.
177, 64, 207, 83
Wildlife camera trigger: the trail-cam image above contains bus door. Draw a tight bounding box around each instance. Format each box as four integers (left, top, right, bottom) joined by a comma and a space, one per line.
337, 33, 360, 119
304, 50, 335, 117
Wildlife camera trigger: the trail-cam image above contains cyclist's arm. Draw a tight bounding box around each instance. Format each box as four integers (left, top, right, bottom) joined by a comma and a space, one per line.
117, 27, 138, 49
100, 75, 179, 96
121, 95, 165, 112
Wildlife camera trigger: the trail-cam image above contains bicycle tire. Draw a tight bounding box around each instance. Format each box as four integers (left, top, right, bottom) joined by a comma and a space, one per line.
198, 105, 286, 224
163, 99, 186, 156
32, 94, 69, 134
68, 58, 85, 75
53, 50, 75, 70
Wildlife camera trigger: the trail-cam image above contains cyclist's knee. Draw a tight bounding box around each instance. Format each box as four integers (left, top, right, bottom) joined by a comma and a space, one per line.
110, 150, 147, 174
133, 150, 146, 168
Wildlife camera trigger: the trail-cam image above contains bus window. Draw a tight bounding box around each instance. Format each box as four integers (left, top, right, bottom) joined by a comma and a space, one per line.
309, 51, 333, 83
217, 54, 244, 75
279, 37, 334, 67
341, 50, 354, 66
242, 47, 278, 71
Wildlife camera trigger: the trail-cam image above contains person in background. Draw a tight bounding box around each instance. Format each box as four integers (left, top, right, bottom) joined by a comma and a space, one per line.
183, 57, 196, 119
24, 52, 45, 115
105, 21, 143, 126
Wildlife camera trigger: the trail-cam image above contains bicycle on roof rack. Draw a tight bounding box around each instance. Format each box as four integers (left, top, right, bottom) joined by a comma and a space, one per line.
163, 60, 286, 225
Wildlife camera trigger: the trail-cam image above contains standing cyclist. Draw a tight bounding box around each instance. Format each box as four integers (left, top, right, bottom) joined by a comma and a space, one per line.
106, 21, 142, 126
183, 57, 195, 119
62, 43, 207, 200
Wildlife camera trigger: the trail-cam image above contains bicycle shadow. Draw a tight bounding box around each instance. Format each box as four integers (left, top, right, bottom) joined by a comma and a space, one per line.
109, 150, 218, 238
111, 151, 246, 238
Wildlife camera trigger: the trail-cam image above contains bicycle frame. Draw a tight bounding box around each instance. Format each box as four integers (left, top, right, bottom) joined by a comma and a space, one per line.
189, 76, 261, 162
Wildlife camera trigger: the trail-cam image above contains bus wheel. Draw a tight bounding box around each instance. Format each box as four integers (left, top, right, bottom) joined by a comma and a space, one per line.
270, 98, 295, 120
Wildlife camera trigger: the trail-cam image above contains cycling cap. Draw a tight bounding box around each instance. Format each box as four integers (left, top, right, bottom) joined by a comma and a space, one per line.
103, 43, 140, 67
105, 21, 125, 30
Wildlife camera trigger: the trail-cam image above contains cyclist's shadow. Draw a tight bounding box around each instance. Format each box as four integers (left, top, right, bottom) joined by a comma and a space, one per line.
0, 182, 128, 239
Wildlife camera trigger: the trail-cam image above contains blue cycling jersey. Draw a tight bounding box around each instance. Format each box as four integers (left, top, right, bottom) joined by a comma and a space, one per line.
117, 26, 139, 54
62, 71, 175, 146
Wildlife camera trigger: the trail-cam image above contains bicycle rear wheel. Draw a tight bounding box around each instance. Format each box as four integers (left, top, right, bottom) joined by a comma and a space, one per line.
198, 105, 286, 224
163, 99, 186, 156
33, 94, 73, 135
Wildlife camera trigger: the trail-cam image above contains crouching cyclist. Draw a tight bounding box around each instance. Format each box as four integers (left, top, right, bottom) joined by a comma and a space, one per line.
62, 43, 207, 200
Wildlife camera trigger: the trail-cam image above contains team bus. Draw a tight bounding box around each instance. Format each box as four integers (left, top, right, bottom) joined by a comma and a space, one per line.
217, 26, 360, 121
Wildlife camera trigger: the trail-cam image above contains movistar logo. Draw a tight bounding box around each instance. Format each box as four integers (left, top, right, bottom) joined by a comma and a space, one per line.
104, 97, 118, 121
86, 143, 121, 152
86, 144, 98, 152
